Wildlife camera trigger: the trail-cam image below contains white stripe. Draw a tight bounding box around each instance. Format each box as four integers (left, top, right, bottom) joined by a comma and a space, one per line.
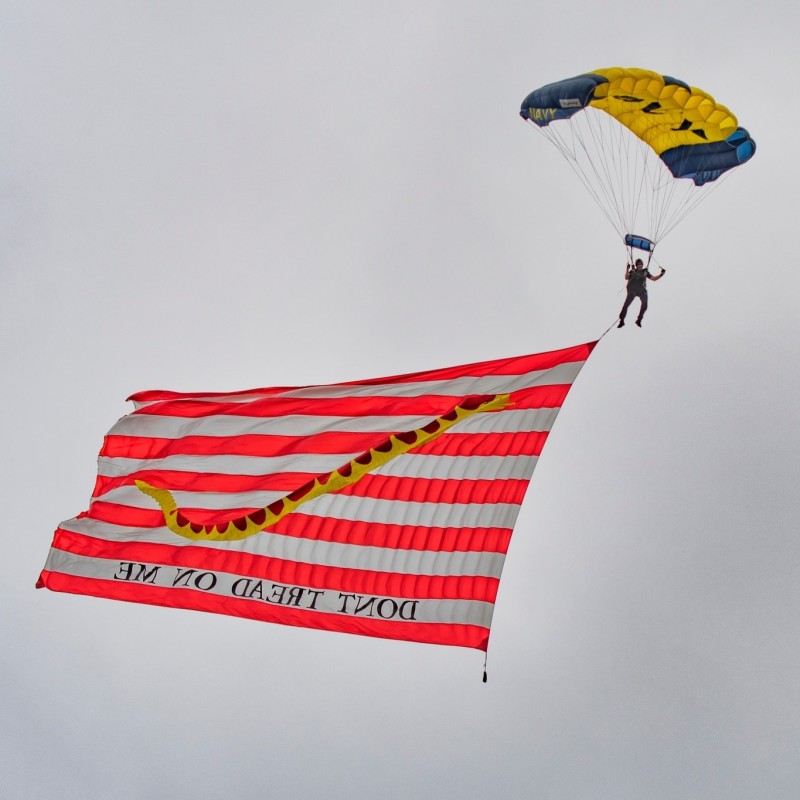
98, 449, 539, 481
92, 485, 522, 529
57, 517, 508, 577
276, 361, 585, 400
43, 548, 496, 628
456, 406, 561, 434
97, 452, 362, 478
109, 406, 562, 440
129, 361, 585, 408
109, 413, 431, 438
301, 494, 522, 530
95, 486, 291, 508
369, 453, 538, 481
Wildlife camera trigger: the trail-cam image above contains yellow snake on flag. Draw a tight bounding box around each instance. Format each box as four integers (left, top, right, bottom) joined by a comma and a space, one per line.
136, 393, 511, 542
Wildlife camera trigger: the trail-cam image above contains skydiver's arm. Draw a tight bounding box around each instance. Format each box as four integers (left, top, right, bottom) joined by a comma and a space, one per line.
625, 264, 632, 279
648, 268, 666, 282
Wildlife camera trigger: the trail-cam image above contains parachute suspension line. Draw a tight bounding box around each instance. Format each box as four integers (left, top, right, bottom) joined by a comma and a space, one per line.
625, 118, 653, 237
584, 107, 649, 240
647, 172, 668, 243
621, 115, 650, 235
581, 110, 627, 231
569, 110, 636, 236
642, 108, 694, 242
604, 107, 639, 233
646, 148, 667, 240
657, 182, 688, 240
640, 128, 689, 244
652, 158, 701, 242
602, 110, 641, 234
589, 105, 698, 245
599, 108, 669, 244
588, 108, 644, 237
645, 119, 739, 241
544, 122, 621, 231
657, 170, 734, 241
529, 104, 737, 248
649, 253, 664, 273
538, 109, 682, 248
534, 122, 621, 234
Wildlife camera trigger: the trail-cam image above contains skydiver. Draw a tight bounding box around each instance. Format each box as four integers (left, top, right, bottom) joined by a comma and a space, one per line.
617, 258, 665, 328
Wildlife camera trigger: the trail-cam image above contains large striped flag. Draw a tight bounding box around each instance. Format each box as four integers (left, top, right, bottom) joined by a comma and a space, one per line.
38, 341, 596, 652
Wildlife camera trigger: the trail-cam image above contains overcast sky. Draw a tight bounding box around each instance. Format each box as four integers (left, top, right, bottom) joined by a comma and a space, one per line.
3, 2, 799, 798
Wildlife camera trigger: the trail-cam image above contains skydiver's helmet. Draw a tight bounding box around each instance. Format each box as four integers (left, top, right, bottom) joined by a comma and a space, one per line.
634, 258, 644, 268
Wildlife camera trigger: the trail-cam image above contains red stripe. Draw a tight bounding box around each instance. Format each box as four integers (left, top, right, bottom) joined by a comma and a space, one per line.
79, 506, 515, 553
92, 471, 313, 497
38, 570, 490, 650
336, 342, 594, 385
102, 431, 392, 459
127, 342, 595, 405
128, 394, 457, 419
272, 514, 514, 553
505, 383, 572, 408
337, 474, 529, 504
92, 472, 530, 505
126, 382, 578, 420
102, 428, 550, 461
50, 531, 502, 602
417, 430, 548, 457
85, 503, 160, 527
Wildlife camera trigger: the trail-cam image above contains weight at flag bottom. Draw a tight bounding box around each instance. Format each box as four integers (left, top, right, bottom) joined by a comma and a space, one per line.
38, 342, 596, 652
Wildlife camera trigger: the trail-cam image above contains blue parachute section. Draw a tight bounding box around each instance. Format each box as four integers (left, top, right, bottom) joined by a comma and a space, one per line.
661, 128, 756, 185
519, 74, 608, 126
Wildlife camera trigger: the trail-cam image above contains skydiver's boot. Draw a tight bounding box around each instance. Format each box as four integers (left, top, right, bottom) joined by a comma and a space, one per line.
635, 318, 642, 327
617, 319, 625, 328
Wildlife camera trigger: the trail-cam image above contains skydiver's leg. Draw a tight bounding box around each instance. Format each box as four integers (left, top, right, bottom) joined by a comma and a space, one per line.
619, 290, 636, 322
636, 292, 648, 323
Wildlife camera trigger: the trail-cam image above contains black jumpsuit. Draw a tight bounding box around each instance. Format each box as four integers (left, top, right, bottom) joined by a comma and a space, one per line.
619, 267, 651, 323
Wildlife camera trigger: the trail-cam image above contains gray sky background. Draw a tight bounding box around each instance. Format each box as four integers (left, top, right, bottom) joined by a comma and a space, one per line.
3, 2, 799, 798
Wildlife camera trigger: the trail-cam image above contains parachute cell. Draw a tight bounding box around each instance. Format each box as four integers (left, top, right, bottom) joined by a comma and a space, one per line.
520, 67, 756, 248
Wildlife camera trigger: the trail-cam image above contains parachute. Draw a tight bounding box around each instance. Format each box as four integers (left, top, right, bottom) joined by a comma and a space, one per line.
520, 67, 756, 258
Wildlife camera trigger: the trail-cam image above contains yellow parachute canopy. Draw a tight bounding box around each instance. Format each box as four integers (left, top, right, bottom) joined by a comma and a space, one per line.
520, 67, 755, 249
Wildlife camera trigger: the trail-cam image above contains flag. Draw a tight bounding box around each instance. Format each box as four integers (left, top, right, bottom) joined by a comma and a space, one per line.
38, 341, 596, 651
